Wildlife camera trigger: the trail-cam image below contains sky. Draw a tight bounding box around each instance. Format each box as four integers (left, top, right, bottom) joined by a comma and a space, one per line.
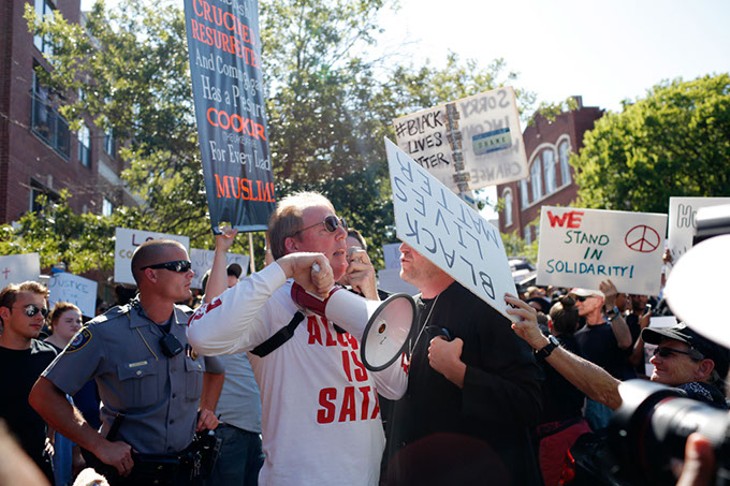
375, 0, 730, 113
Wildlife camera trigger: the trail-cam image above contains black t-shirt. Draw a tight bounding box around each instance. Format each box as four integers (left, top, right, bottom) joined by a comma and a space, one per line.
0, 340, 57, 467
575, 322, 635, 380
540, 334, 587, 423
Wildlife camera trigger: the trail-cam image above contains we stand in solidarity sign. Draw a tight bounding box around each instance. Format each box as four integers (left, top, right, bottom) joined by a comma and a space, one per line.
536, 206, 667, 295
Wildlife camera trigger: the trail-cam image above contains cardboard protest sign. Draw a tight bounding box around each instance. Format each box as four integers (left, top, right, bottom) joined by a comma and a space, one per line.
667, 197, 730, 261
536, 206, 667, 295
392, 87, 527, 192
114, 228, 190, 286
385, 138, 516, 319
183, 0, 275, 233
0, 253, 41, 287
190, 248, 250, 290
48, 273, 98, 318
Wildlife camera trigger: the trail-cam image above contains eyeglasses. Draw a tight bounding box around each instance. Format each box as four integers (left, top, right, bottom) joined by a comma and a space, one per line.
652, 346, 703, 361
292, 215, 347, 237
574, 295, 597, 302
141, 260, 192, 273
16, 304, 49, 318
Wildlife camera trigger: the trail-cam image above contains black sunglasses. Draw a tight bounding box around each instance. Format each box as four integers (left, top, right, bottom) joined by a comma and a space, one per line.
292, 216, 347, 237
17, 304, 49, 318
652, 346, 703, 361
574, 295, 596, 302
141, 260, 192, 273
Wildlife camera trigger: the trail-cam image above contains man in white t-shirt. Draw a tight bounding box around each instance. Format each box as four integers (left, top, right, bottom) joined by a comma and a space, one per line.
187, 192, 407, 486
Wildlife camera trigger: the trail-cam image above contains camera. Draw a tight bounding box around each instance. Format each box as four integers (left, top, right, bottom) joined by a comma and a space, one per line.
607, 380, 730, 485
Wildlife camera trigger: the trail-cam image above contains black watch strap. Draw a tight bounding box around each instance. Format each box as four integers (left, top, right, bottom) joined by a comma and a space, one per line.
535, 335, 559, 359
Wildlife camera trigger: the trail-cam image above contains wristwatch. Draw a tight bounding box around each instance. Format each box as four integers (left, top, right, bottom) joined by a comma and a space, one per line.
606, 305, 620, 321
535, 335, 560, 359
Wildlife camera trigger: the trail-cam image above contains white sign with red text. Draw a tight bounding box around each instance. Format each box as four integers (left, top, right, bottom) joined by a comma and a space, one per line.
385, 138, 516, 319
0, 253, 41, 287
114, 228, 190, 285
536, 206, 667, 295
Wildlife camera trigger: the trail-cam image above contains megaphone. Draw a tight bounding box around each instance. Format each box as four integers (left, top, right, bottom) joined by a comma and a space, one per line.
291, 283, 416, 371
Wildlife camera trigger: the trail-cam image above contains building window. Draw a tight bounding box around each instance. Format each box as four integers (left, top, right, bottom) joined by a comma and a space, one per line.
530, 159, 543, 202
559, 140, 572, 186
525, 225, 532, 245
102, 198, 113, 216
29, 180, 59, 213
543, 149, 556, 195
502, 188, 513, 227
34, 0, 54, 55
104, 129, 115, 156
31, 68, 70, 158
78, 123, 91, 167
520, 179, 529, 208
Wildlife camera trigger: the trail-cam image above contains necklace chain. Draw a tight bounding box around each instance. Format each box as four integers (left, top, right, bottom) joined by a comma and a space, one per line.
408, 293, 440, 358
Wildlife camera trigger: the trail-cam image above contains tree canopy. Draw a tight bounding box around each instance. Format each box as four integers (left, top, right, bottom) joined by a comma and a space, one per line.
16, 0, 524, 271
573, 74, 730, 213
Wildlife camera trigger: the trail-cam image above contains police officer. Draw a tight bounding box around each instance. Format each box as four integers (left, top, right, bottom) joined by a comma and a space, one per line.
30, 239, 223, 485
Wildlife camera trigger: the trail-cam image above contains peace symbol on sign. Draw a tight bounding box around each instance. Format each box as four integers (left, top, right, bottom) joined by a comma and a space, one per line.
624, 225, 661, 253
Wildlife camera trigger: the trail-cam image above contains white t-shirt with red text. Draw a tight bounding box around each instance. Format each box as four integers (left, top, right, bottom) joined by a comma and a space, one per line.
187, 263, 406, 486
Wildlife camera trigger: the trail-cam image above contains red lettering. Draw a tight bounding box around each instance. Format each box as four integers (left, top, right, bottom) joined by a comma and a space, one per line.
371, 392, 380, 419
349, 351, 368, 382
316, 388, 336, 424
338, 387, 356, 422
341, 350, 352, 381
307, 316, 323, 345
547, 210, 584, 228
336, 330, 350, 347
323, 319, 337, 346
359, 386, 371, 420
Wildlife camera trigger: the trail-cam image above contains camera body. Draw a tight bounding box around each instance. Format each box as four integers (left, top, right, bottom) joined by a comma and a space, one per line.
607, 380, 730, 485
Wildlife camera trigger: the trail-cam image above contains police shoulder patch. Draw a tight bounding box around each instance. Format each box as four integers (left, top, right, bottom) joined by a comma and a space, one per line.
67, 327, 93, 353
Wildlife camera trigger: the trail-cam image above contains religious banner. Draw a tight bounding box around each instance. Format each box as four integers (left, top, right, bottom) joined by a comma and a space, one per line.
114, 228, 190, 285
48, 273, 98, 318
190, 248, 250, 289
0, 253, 41, 287
392, 87, 527, 193
536, 206, 667, 295
184, 0, 275, 233
385, 138, 516, 320
667, 196, 730, 261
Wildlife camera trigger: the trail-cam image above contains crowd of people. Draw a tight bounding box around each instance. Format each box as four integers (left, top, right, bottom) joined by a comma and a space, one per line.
0, 190, 727, 486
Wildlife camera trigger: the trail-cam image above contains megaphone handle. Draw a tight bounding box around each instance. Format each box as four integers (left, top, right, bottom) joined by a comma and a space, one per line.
291, 283, 341, 317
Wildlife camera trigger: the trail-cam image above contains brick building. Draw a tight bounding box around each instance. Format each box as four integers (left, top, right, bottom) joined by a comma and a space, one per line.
497, 98, 604, 242
0, 0, 136, 225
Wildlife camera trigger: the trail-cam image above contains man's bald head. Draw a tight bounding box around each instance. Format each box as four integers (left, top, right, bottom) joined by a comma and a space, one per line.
130, 239, 187, 285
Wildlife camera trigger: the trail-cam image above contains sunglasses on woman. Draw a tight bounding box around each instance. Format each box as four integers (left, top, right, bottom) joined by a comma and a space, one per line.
292, 215, 347, 236
17, 304, 49, 318
141, 260, 192, 273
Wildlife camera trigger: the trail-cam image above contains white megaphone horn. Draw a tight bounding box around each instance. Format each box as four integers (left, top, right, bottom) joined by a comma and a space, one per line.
291, 282, 416, 371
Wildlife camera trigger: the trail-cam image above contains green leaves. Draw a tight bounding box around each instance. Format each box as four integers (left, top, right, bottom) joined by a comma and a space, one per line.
574, 74, 730, 213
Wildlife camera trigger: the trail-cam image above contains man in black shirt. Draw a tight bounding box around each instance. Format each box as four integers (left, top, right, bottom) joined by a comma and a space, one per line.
0, 281, 56, 481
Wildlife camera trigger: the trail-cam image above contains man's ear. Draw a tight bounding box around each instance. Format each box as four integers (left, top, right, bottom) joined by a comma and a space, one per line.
0, 306, 10, 322
284, 236, 298, 253
696, 358, 715, 381
143, 268, 158, 284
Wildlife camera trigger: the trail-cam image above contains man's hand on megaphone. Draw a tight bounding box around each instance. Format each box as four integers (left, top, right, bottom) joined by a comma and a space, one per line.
278, 252, 334, 298
345, 248, 378, 300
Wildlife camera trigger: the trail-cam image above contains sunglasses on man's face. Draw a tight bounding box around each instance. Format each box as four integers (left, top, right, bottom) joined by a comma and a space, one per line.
293, 215, 347, 237
652, 346, 703, 361
17, 304, 49, 318
141, 260, 192, 273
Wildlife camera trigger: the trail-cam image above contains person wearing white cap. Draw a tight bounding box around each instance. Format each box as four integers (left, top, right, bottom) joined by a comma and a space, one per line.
571, 280, 633, 430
